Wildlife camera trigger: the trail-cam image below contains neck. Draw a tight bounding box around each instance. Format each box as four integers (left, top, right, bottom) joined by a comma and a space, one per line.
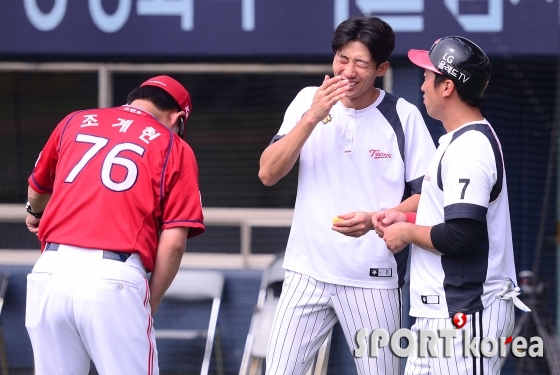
441, 105, 484, 133
129, 99, 164, 123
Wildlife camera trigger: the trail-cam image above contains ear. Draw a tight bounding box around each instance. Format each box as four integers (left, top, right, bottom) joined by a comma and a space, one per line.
376, 61, 390, 77
441, 79, 456, 98
169, 111, 184, 126
167, 110, 186, 136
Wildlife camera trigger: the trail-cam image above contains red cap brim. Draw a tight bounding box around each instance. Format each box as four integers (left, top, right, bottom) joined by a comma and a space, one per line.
408, 49, 441, 74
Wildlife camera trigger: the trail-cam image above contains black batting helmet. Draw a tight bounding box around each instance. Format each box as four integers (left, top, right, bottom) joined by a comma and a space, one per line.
408, 36, 491, 98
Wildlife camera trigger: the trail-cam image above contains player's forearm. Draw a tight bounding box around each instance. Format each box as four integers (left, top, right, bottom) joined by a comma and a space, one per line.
27, 186, 51, 213
258, 113, 318, 186
404, 224, 441, 254
392, 193, 420, 212
149, 227, 189, 314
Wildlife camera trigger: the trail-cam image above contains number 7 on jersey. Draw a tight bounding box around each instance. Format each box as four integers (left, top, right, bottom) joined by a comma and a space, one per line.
459, 178, 470, 199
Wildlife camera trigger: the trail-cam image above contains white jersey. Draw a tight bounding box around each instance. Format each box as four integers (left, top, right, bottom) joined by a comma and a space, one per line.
410, 120, 517, 318
277, 87, 435, 288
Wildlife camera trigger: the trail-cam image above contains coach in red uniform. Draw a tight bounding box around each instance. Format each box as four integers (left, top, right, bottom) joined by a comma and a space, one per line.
24, 75, 205, 374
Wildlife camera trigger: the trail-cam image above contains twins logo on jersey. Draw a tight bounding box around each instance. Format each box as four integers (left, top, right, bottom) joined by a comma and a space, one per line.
369, 149, 392, 159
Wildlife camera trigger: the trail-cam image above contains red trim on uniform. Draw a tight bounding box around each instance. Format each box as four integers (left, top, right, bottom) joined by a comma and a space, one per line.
144, 278, 154, 375
405, 212, 417, 224
144, 278, 150, 307
29, 174, 53, 194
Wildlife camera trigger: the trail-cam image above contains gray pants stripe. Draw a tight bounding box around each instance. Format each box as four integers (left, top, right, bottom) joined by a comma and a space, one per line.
266, 270, 402, 375
404, 299, 515, 375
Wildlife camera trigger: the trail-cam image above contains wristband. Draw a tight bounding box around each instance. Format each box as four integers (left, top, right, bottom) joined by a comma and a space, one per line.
404, 212, 416, 224
26, 201, 43, 219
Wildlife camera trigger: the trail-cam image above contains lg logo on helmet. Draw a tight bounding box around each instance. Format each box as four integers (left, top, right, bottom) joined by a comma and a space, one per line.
437, 54, 471, 84
442, 53, 455, 64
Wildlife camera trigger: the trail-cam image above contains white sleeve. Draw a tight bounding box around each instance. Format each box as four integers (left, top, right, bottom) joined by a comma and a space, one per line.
275, 87, 317, 138
441, 131, 497, 222
398, 99, 436, 194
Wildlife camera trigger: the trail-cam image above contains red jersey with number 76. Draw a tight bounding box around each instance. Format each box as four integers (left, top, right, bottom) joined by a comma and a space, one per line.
28, 105, 205, 272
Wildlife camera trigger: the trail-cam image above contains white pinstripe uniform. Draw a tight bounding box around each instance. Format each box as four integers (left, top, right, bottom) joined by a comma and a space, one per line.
265, 88, 435, 375
405, 120, 517, 375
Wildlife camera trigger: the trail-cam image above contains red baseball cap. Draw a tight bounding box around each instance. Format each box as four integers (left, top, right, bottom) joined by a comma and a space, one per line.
140, 75, 192, 122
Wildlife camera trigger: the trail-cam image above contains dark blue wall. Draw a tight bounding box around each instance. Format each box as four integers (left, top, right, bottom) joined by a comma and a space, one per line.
1, 1, 557, 57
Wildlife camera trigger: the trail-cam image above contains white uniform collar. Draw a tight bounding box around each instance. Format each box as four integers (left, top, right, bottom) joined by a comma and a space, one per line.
439, 118, 490, 144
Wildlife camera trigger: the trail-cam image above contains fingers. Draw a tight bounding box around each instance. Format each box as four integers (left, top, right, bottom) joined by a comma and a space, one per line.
318, 75, 332, 90
26, 217, 40, 234
372, 212, 388, 235
329, 80, 349, 100
310, 76, 350, 122
320, 75, 343, 88
320, 76, 349, 100
382, 213, 398, 226
372, 212, 384, 227
380, 223, 408, 253
332, 219, 360, 231
331, 222, 368, 238
334, 212, 356, 223
378, 210, 405, 226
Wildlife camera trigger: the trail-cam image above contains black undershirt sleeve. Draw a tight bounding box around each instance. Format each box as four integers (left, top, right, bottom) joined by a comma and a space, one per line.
430, 218, 486, 256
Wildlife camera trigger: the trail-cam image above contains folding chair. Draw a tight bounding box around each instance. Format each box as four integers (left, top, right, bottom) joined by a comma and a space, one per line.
155, 270, 224, 375
239, 254, 331, 375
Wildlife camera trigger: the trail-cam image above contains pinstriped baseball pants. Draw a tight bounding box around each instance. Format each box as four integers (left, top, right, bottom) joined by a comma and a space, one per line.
405, 299, 515, 375
266, 270, 402, 375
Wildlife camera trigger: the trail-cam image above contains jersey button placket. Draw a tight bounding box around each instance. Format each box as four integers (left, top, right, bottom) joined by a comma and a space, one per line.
343, 109, 356, 153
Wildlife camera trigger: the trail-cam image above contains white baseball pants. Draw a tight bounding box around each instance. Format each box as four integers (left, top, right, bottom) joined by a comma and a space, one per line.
25, 244, 158, 375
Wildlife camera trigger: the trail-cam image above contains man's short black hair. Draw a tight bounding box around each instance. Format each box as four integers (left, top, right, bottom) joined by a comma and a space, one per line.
332, 14, 395, 66
434, 74, 482, 108
127, 86, 181, 112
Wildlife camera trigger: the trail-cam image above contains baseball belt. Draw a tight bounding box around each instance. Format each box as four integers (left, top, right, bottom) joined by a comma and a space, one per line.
45, 243, 132, 263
